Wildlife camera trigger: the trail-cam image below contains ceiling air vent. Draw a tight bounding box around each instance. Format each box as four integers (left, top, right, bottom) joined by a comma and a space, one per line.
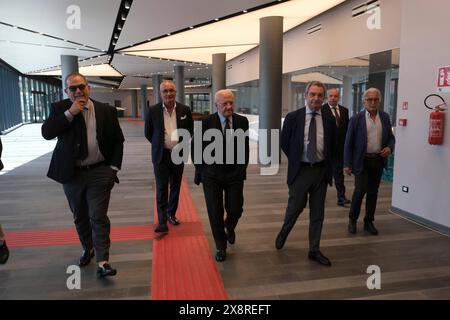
352, 0, 380, 18
239, 58, 246, 64
227, 65, 233, 70
306, 23, 322, 35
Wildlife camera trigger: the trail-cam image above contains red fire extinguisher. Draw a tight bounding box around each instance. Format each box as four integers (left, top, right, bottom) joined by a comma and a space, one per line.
424, 94, 447, 145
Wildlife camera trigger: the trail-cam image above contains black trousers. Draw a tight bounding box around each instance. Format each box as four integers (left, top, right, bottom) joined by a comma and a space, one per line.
153, 149, 184, 225
202, 174, 244, 251
281, 164, 328, 252
63, 165, 116, 262
332, 153, 346, 201
348, 156, 384, 222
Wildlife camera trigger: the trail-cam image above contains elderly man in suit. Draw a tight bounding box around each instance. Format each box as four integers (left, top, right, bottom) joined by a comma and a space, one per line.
344, 87, 395, 235
193, 89, 249, 262
42, 73, 124, 278
321, 88, 351, 206
275, 81, 336, 266
145, 80, 193, 233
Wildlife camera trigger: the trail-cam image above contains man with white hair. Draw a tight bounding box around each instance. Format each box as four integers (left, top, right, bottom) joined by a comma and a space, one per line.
344, 88, 395, 235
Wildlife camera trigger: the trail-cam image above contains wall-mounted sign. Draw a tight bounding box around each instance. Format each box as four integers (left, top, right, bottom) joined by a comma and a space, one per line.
437, 66, 450, 93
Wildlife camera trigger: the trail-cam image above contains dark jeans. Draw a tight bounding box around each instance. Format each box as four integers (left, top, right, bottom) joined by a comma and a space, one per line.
202, 175, 244, 251
349, 156, 384, 222
153, 149, 184, 225
282, 165, 327, 252
63, 165, 116, 262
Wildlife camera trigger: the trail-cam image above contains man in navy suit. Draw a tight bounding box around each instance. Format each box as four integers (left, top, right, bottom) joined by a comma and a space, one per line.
42, 73, 124, 278
275, 81, 336, 266
145, 80, 193, 233
344, 88, 395, 235
193, 89, 249, 262
322, 88, 350, 206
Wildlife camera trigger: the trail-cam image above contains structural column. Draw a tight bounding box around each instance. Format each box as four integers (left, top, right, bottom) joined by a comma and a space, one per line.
131, 89, 138, 118
368, 50, 392, 111
153, 74, 163, 105
212, 53, 226, 112
140, 84, 147, 120
342, 75, 353, 116
61, 55, 78, 98
259, 16, 283, 163
174, 65, 185, 104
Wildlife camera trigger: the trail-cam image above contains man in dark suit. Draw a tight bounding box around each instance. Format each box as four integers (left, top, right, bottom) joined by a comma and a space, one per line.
0, 137, 9, 264
344, 88, 395, 235
145, 80, 193, 233
42, 73, 124, 278
193, 89, 249, 262
321, 88, 350, 206
275, 81, 336, 266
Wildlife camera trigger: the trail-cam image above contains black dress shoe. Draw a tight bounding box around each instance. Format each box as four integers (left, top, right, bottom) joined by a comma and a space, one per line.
167, 215, 180, 226
78, 248, 94, 267
215, 250, 226, 262
96, 263, 117, 278
275, 229, 289, 250
308, 251, 331, 266
364, 221, 378, 235
338, 198, 351, 206
226, 228, 235, 245
154, 224, 169, 233
0, 241, 10, 264
348, 220, 357, 234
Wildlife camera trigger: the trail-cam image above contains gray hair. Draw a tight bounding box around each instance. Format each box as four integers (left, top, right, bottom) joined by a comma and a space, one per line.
363, 87, 382, 101
65, 73, 88, 87
214, 89, 234, 102
305, 81, 326, 96
160, 80, 176, 91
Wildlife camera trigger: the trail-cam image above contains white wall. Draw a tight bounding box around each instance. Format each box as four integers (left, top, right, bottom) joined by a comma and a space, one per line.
226, 0, 402, 86
392, 0, 450, 231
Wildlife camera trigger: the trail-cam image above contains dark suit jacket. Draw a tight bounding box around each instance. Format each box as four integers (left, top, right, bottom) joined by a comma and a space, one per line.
281, 107, 336, 186
0, 137, 3, 171
144, 102, 193, 164
344, 110, 395, 175
193, 112, 249, 182
42, 99, 125, 184
321, 103, 349, 157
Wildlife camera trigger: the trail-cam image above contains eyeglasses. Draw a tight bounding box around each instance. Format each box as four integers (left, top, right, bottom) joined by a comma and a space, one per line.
67, 84, 87, 92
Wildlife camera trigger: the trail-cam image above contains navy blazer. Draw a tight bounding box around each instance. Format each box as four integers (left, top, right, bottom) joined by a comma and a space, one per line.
321, 103, 349, 156
281, 107, 336, 186
144, 102, 193, 164
343, 110, 395, 175
193, 112, 249, 182
42, 99, 125, 184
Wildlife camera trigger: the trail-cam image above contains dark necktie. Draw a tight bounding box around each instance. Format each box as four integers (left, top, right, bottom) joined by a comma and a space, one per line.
332, 106, 341, 127
307, 112, 317, 163
224, 118, 230, 133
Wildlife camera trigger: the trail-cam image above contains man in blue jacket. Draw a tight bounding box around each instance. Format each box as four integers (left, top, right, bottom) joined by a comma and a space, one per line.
344, 88, 395, 235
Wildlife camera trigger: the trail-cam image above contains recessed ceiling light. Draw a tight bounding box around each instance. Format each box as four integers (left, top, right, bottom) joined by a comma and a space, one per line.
189, 26, 194, 29
117, 24, 122, 30
124, 1, 131, 9
121, 13, 127, 20
167, 33, 171, 36
215, 18, 219, 21
243, 10, 247, 13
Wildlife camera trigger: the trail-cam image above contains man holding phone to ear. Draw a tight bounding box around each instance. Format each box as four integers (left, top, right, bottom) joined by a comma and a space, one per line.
42, 73, 124, 279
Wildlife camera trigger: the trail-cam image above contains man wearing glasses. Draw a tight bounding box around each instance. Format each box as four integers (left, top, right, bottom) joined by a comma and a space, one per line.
344, 88, 395, 235
42, 73, 124, 278
145, 80, 193, 234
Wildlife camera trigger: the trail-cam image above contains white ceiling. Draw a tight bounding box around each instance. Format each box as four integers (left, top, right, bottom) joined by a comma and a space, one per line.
0, 0, 347, 88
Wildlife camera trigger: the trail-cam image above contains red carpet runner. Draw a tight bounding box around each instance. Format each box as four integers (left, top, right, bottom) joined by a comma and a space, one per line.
151, 178, 228, 300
